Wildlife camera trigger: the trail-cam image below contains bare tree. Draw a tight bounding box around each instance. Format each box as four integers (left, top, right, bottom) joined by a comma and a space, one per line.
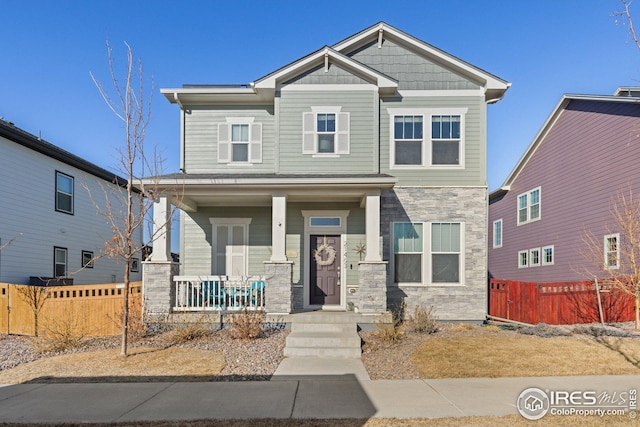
89, 41, 179, 356
613, 0, 640, 49
581, 189, 640, 329
15, 284, 49, 337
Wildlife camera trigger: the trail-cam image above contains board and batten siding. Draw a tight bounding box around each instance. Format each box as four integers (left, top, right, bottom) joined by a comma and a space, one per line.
183, 105, 275, 174
0, 136, 142, 284
489, 99, 640, 282
380, 95, 486, 186
277, 90, 378, 173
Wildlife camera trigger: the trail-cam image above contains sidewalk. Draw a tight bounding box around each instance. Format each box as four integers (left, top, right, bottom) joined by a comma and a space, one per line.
0, 363, 638, 423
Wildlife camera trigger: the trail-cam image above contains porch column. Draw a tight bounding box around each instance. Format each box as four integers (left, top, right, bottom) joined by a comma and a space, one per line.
365, 191, 382, 262
150, 197, 171, 262
271, 193, 287, 262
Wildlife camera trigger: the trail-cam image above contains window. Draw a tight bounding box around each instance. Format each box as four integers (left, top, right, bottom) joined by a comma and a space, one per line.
394, 115, 423, 165
210, 218, 252, 276
493, 219, 503, 248
431, 223, 461, 283
310, 217, 341, 227
542, 245, 554, 265
82, 251, 94, 268
517, 187, 541, 225
231, 124, 249, 162
605, 234, 620, 269
393, 222, 423, 283
518, 250, 528, 268
529, 248, 540, 267
302, 109, 350, 155
130, 258, 140, 273
431, 115, 461, 165
54, 247, 68, 277
55, 171, 74, 214
218, 119, 262, 164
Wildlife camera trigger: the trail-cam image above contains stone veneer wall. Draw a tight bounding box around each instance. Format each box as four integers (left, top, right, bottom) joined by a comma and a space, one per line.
264, 261, 294, 314
143, 261, 179, 316
381, 187, 488, 322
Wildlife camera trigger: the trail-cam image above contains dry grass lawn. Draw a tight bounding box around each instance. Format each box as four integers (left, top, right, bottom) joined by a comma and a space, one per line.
0, 346, 224, 384
412, 332, 640, 379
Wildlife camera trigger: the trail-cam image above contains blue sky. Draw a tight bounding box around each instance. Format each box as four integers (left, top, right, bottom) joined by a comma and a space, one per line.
1, 0, 639, 191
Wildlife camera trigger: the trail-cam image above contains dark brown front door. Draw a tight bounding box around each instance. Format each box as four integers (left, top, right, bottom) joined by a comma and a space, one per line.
310, 235, 341, 305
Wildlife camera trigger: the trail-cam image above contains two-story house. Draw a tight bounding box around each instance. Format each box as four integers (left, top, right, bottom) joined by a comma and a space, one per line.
0, 119, 143, 285
144, 23, 510, 322
489, 88, 640, 284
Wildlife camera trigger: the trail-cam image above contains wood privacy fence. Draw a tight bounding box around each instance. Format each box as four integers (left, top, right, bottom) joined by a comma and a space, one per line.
489, 279, 636, 325
0, 282, 142, 336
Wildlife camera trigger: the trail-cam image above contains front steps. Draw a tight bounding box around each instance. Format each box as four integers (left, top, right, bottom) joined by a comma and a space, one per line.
283, 312, 362, 358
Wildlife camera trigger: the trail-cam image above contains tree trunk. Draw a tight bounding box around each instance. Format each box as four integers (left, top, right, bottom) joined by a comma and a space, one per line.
121, 263, 130, 356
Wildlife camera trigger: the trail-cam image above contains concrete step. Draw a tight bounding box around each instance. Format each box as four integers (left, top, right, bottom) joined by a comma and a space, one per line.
291, 322, 355, 334
286, 331, 361, 348
283, 346, 361, 358
289, 312, 364, 324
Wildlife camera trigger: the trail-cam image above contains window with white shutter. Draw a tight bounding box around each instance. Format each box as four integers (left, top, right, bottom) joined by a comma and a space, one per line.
218, 118, 262, 164
302, 109, 350, 156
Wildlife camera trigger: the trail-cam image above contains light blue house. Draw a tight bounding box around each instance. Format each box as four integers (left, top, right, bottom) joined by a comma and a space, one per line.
144, 23, 510, 322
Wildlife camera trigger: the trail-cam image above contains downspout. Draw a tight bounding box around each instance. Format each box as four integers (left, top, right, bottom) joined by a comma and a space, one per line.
173, 92, 186, 173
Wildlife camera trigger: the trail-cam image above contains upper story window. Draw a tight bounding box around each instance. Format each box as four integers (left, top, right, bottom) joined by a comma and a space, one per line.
517, 187, 541, 225
388, 108, 466, 169
218, 118, 262, 165
55, 171, 74, 214
303, 108, 350, 156
605, 233, 620, 269
493, 219, 503, 248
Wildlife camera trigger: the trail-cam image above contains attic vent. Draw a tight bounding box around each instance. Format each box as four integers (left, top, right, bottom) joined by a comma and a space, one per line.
378, 28, 383, 48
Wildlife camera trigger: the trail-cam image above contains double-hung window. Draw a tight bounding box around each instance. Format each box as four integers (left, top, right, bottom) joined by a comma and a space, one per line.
431, 115, 461, 165
393, 222, 423, 283
431, 223, 461, 283
605, 233, 620, 269
493, 219, 503, 248
517, 187, 541, 225
55, 171, 74, 214
389, 108, 466, 168
303, 108, 350, 155
518, 250, 528, 268
54, 247, 68, 277
392, 221, 463, 285
394, 115, 423, 165
542, 245, 554, 265
218, 118, 262, 164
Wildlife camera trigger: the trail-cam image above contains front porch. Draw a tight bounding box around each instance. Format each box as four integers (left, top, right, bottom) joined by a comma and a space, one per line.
142, 174, 396, 318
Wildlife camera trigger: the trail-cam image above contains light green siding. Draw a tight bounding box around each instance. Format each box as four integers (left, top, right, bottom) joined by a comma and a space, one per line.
380, 95, 486, 186
284, 63, 370, 85
278, 90, 378, 173
183, 105, 275, 173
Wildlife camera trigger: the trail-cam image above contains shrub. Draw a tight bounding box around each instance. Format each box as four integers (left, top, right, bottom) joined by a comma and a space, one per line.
406, 305, 438, 334
228, 309, 265, 340
373, 303, 405, 344
573, 324, 638, 338
518, 323, 571, 338
37, 301, 89, 352
167, 315, 211, 345
110, 297, 146, 341
449, 323, 477, 333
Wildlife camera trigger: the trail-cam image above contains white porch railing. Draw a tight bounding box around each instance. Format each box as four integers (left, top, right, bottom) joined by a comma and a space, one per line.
173, 275, 266, 311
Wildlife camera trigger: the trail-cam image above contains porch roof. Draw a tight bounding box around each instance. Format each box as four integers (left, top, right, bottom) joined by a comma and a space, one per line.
144, 173, 398, 210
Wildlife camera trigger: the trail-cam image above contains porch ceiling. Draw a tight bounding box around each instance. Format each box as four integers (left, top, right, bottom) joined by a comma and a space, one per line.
144, 173, 398, 211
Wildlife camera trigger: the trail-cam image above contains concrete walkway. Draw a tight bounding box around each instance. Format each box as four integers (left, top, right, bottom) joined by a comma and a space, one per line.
0, 360, 639, 423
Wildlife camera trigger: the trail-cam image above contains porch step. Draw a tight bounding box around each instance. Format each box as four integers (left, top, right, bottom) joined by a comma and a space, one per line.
283, 312, 362, 358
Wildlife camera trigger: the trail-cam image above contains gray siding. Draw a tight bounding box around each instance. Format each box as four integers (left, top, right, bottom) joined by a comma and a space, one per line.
278, 90, 378, 173
0, 137, 142, 284
489, 99, 640, 282
348, 40, 481, 91
284, 63, 369, 85
183, 105, 275, 173
380, 95, 486, 186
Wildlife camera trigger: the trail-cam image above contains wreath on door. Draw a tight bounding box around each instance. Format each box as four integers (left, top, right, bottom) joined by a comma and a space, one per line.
314, 236, 337, 266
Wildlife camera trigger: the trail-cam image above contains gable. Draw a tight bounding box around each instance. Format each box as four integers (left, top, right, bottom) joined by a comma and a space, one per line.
284, 63, 370, 85
347, 39, 480, 91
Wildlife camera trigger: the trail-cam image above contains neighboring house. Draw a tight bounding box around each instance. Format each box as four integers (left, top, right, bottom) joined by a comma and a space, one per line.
0, 119, 143, 285
144, 22, 510, 321
488, 87, 640, 283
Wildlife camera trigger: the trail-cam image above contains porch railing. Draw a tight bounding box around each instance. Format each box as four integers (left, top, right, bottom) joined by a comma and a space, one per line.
173, 275, 266, 311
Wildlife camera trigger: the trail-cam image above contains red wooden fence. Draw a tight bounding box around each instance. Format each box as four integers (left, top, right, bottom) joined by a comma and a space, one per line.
489, 279, 636, 325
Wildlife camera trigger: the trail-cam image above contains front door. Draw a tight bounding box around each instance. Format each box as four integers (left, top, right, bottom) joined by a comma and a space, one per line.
310, 235, 341, 305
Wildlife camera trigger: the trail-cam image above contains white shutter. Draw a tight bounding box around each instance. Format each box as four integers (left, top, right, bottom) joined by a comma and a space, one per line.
302, 112, 316, 154
218, 123, 231, 163
249, 122, 262, 163
336, 112, 350, 154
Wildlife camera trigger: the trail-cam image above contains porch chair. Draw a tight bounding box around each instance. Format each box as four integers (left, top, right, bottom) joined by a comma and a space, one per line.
202, 280, 226, 309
